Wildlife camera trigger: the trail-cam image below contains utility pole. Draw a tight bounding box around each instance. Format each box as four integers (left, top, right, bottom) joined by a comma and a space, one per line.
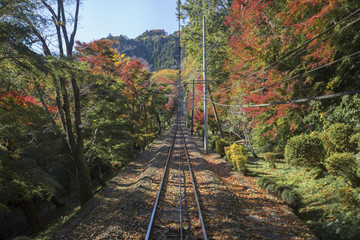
185, 91, 189, 127
178, 0, 182, 122
191, 79, 194, 135
203, 16, 208, 154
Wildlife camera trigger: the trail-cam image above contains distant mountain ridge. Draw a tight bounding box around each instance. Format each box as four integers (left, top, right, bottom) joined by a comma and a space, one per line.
106, 29, 180, 72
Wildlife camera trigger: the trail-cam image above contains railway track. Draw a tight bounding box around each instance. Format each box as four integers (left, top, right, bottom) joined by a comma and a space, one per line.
145, 120, 208, 240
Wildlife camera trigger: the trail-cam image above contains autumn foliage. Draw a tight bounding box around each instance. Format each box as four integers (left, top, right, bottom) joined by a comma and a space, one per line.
217, 0, 360, 149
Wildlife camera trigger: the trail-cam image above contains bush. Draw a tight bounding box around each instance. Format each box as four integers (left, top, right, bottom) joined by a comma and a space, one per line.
210, 135, 220, 150
264, 152, 276, 168
257, 176, 274, 189
235, 155, 247, 175
322, 123, 356, 153
196, 126, 204, 139
338, 187, 357, 208
281, 189, 301, 210
284, 134, 326, 169
325, 152, 360, 187
349, 132, 360, 151
225, 146, 231, 163
215, 138, 229, 157
256, 177, 301, 210
225, 143, 248, 174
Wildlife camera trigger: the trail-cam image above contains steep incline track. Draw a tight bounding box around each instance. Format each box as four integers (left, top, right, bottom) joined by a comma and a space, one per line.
145, 121, 207, 240
55, 105, 317, 240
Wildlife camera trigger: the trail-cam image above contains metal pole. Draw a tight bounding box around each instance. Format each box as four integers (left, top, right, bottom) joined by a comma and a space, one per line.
186, 91, 188, 127
191, 79, 194, 135
203, 16, 208, 154
178, 1, 183, 86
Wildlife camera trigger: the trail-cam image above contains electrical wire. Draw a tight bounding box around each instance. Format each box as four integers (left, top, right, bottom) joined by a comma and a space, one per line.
215, 7, 360, 93
239, 39, 360, 97
185, 3, 360, 112
207, 90, 360, 108
201, 50, 360, 107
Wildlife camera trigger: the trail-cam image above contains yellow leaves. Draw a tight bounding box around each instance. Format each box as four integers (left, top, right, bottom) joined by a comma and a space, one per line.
327, 76, 341, 91
55, 21, 65, 27
112, 50, 129, 67
276, 117, 285, 126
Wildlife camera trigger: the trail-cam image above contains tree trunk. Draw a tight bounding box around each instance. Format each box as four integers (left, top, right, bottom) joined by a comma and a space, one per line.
71, 76, 93, 205
242, 124, 258, 158
155, 113, 162, 136
75, 150, 93, 205
95, 167, 107, 187
34, 0, 93, 206
20, 200, 41, 233
51, 196, 63, 209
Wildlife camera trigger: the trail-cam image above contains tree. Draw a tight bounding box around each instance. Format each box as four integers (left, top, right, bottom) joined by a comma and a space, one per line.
0, 90, 61, 232
181, 0, 232, 82
2, 0, 93, 205
222, 0, 360, 151
75, 39, 176, 175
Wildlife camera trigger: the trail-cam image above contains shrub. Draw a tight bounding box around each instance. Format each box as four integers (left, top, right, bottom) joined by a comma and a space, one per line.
257, 176, 274, 189
281, 189, 301, 211
224, 147, 232, 164
196, 126, 204, 139
256, 177, 301, 211
284, 134, 326, 169
264, 152, 276, 168
338, 187, 357, 208
322, 123, 356, 153
349, 132, 360, 151
265, 182, 282, 196
235, 155, 247, 175
215, 138, 229, 157
210, 135, 220, 150
325, 152, 360, 187
225, 143, 248, 174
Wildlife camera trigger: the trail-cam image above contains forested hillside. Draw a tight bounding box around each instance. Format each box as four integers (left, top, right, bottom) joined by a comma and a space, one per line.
2, 0, 360, 239
180, 0, 360, 239
0, 1, 177, 238
107, 30, 181, 71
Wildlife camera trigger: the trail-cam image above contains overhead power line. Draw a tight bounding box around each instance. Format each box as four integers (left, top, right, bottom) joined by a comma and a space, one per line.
239, 49, 360, 96
207, 90, 360, 108
199, 50, 360, 107
217, 7, 360, 94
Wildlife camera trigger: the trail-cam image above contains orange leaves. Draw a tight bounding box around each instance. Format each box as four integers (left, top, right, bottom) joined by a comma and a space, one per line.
76, 39, 127, 76
223, 0, 346, 140
282, 0, 339, 37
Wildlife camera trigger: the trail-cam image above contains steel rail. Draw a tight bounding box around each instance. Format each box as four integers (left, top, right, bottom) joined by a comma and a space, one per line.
178, 136, 183, 239
181, 127, 208, 240
145, 124, 178, 240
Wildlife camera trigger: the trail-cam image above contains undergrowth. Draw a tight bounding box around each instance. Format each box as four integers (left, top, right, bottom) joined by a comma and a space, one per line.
246, 152, 360, 240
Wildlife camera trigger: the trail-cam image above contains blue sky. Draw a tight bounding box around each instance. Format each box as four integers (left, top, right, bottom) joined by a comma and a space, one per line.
76, 0, 179, 42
